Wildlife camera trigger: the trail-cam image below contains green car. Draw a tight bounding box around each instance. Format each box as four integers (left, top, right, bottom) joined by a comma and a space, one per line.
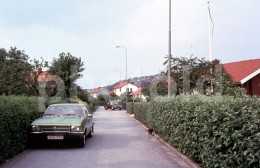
30, 103, 94, 147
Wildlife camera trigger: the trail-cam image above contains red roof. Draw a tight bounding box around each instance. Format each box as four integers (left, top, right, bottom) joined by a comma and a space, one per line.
109, 90, 114, 94
114, 81, 128, 89
130, 88, 142, 95
223, 59, 260, 84
92, 87, 102, 93
37, 71, 53, 82
30, 71, 53, 82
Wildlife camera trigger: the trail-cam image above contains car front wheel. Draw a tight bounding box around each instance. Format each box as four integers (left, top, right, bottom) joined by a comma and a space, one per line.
87, 126, 93, 138
79, 131, 86, 148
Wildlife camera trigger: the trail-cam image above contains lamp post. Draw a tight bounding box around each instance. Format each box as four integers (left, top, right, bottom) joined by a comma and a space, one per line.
116, 46, 128, 110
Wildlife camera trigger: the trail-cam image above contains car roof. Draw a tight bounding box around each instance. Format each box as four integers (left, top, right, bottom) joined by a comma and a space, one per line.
49, 103, 85, 107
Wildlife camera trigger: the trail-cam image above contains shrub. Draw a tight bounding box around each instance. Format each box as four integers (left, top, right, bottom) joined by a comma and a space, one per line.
0, 96, 40, 163
131, 95, 260, 167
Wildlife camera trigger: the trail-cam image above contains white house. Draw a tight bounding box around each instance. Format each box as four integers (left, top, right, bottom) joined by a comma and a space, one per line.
130, 88, 146, 101
91, 87, 109, 99
113, 81, 139, 96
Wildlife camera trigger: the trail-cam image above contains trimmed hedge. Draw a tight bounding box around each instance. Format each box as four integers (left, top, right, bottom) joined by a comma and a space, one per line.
133, 102, 148, 125
132, 95, 260, 168
126, 102, 134, 114
0, 96, 40, 163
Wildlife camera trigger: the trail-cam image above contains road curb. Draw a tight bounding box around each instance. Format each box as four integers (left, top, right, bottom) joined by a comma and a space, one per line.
126, 113, 201, 168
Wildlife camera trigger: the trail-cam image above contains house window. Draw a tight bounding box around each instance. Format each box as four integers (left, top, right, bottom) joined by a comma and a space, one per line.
130, 88, 132, 92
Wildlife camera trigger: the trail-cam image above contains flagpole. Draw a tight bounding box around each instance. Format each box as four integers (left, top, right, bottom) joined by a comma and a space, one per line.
208, 1, 214, 93
168, 0, 172, 98
208, 1, 213, 62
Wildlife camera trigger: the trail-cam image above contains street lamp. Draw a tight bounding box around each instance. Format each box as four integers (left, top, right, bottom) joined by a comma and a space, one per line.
116, 46, 128, 110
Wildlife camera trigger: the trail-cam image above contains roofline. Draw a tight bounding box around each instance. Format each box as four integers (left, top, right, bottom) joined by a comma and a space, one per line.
240, 69, 260, 84
223, 58, 260, 65
113, 82, 128, 89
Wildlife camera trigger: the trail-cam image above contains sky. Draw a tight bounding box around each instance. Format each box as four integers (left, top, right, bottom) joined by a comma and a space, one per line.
0, 0, 259, 89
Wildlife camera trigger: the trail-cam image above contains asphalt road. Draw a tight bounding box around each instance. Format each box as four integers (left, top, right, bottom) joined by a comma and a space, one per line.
0, 107, 193, 168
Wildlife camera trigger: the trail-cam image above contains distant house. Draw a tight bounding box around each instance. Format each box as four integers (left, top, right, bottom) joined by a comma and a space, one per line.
113, 81, 139, 96
130, 88, 146, 101
37, 71, 53, 82
223, 59, 260, 96
92, 87, 109, 99
109, 90, 115, 94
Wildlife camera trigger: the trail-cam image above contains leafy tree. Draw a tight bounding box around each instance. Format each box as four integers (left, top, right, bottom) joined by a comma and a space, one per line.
48, 52, 85, 98
77, 87, 90, 103
109, 92, 119, 100
97, 94, 110, 103
0, 47, 32, 95
163, 55, 236, 95
27, 58, 49, 95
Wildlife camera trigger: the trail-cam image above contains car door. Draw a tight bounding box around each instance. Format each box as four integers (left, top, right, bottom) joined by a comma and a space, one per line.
83, 105, 93, 134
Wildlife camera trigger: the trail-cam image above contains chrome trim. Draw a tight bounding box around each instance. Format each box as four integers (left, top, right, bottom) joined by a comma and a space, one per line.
69, 132, 84, 134
41, 125, 70, 133
30, 131, 84, 134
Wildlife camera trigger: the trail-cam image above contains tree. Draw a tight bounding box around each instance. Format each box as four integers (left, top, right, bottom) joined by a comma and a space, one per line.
77, 87, 90, 103
48, 52, 85, 98
163, 55, 236, 95
27, 58, 49, 95
0, 47, 32, 96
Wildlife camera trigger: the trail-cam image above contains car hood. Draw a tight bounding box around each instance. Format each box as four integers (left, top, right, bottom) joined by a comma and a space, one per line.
31, 116, 85, 126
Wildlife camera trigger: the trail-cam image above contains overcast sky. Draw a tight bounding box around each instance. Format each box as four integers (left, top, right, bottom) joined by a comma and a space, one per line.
0, 0, 259, 89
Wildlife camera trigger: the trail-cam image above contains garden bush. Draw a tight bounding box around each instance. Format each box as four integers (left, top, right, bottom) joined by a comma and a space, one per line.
0, 96, 41, 163
132, 95, 260, 167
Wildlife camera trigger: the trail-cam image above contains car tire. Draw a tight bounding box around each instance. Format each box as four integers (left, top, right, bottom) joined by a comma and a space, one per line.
87, 127, 93, 138
79, 131, 86, 148
119, 108, 121, 110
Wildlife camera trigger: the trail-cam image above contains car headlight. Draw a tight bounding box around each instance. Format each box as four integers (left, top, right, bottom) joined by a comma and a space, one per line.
71, 126, 83, 132
31, 125, 40, 132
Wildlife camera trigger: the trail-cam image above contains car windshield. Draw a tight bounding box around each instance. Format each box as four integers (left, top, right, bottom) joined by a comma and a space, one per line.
44, 105, 84, 116
110, 102, 119, 105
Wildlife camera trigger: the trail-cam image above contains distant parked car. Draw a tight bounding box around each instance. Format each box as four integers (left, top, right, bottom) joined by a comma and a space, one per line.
30, 104, 94, 147
104, 101, 122, 110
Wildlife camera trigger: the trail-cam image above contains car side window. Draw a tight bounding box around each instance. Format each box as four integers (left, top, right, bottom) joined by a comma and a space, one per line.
83, 106, 89, 116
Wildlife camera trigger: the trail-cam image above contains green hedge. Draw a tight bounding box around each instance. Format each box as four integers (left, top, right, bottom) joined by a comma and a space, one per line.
126, 102, 134, 114
133, 102, 148, 124
132, 95, 260, 168
0, 96, 41, 163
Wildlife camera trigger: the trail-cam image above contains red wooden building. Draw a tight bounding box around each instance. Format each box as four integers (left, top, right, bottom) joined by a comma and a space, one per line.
223, 59, 260, 96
